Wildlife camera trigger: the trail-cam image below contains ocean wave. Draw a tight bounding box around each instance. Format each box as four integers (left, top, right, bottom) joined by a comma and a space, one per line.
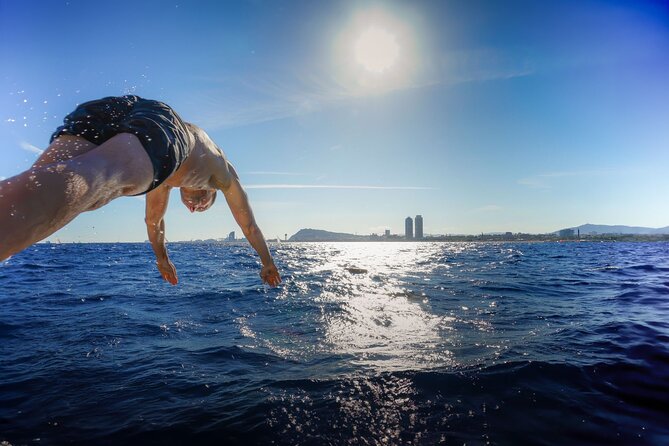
2, 242, 669, 445
258, 360, 669, 446
626, 264, 669, 272
0, 321, 21, 339
188, 344, 288, 364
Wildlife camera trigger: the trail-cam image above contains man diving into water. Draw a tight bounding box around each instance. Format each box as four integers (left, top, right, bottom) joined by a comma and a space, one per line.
0, 95, 281, 286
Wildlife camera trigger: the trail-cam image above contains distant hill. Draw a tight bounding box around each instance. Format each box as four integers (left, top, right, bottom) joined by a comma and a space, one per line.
556, 224, 669, 235
289, 228, 368, 242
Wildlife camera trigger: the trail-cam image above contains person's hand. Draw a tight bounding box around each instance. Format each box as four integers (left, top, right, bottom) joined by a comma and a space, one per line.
157, 258, 178, 285
260, 263, 281, 287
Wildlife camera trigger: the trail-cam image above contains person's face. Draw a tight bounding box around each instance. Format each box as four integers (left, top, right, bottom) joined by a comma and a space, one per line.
180, 188, 216, 213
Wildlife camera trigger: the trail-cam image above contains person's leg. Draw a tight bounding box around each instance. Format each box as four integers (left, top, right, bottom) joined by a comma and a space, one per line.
32, 135, 98, 168
0, 133, 153, 260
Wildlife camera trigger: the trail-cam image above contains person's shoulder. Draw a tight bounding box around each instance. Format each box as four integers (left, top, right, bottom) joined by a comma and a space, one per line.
184, 123, 224, 156
184, 122, 212, 142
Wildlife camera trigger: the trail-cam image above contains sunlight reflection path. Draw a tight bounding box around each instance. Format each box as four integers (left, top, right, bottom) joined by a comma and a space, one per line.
239, 242, 514, 373
310, 243, 456, 371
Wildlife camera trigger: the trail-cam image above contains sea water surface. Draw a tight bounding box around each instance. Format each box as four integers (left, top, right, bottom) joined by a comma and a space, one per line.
1, 241, 668, 445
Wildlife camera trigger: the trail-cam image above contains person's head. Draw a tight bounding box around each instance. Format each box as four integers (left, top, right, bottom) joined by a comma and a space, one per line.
180, 187, 216, 213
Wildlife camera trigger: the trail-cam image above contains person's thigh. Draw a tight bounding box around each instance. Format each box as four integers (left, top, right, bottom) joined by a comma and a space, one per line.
0, 133, 153, 259
35, 133, 154, 196
72, 132, 154, 199
32, 135, 98, 168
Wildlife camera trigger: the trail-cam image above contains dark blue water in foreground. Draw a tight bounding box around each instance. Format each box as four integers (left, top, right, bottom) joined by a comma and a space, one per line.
1, 242, 669, 445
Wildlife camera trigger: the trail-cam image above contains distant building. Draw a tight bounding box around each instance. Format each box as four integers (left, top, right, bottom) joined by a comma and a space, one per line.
384, 229, 390, 237
227, 231, 236, 241
558, 228, 575, 238
415, 215, 423, 239
405, 217, 413, 240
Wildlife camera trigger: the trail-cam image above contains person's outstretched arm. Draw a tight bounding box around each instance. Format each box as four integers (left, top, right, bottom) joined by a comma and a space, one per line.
216, 162, 281, 286
145, 184, 178, 285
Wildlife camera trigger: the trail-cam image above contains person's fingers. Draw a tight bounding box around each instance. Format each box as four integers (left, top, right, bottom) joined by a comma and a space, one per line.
158, 263, 178, 285
260, 267, 281, 287
269, 273, 280, 286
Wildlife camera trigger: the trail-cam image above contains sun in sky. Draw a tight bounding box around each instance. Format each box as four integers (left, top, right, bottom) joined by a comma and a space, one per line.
354, 27, 400, 73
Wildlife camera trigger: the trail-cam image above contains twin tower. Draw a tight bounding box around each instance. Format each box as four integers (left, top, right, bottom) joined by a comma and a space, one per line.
405, 215, 423, 240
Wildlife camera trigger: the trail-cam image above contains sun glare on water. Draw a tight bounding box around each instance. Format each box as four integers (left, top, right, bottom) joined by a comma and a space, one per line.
354, 27, 399, 73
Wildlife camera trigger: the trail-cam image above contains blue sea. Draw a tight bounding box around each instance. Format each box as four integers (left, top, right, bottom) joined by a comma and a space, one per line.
1, 241, 668, 445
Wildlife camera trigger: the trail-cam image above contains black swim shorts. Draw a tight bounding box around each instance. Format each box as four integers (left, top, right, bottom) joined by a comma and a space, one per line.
50, 95, 191, 194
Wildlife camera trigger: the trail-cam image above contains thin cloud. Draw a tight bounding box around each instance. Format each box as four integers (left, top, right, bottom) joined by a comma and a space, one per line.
244, 171, 310, 176
440, 48, 536, 86
518, 168, 620, 189
20, 141, 44, 155
189, 48, 534, 129
190, 74, 434, 129
245, 184, 434, 190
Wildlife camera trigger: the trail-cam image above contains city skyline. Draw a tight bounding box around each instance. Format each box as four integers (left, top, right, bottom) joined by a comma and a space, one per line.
189, 219, 669, 243
2, 1, 668, 242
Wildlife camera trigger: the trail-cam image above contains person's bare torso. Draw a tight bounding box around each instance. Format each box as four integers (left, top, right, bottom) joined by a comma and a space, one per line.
164, 124, 231, 190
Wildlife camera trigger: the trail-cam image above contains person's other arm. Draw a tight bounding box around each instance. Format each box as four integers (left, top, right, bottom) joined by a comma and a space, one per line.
215, 162, 281, 286
145, 184, 178, 285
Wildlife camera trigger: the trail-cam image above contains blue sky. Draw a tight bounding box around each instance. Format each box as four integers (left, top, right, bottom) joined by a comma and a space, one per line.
1, 0, 668, 241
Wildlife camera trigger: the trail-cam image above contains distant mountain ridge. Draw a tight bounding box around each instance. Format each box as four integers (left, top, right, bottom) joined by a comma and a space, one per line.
556, 224, 669, 235
289, 228, 367, 242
